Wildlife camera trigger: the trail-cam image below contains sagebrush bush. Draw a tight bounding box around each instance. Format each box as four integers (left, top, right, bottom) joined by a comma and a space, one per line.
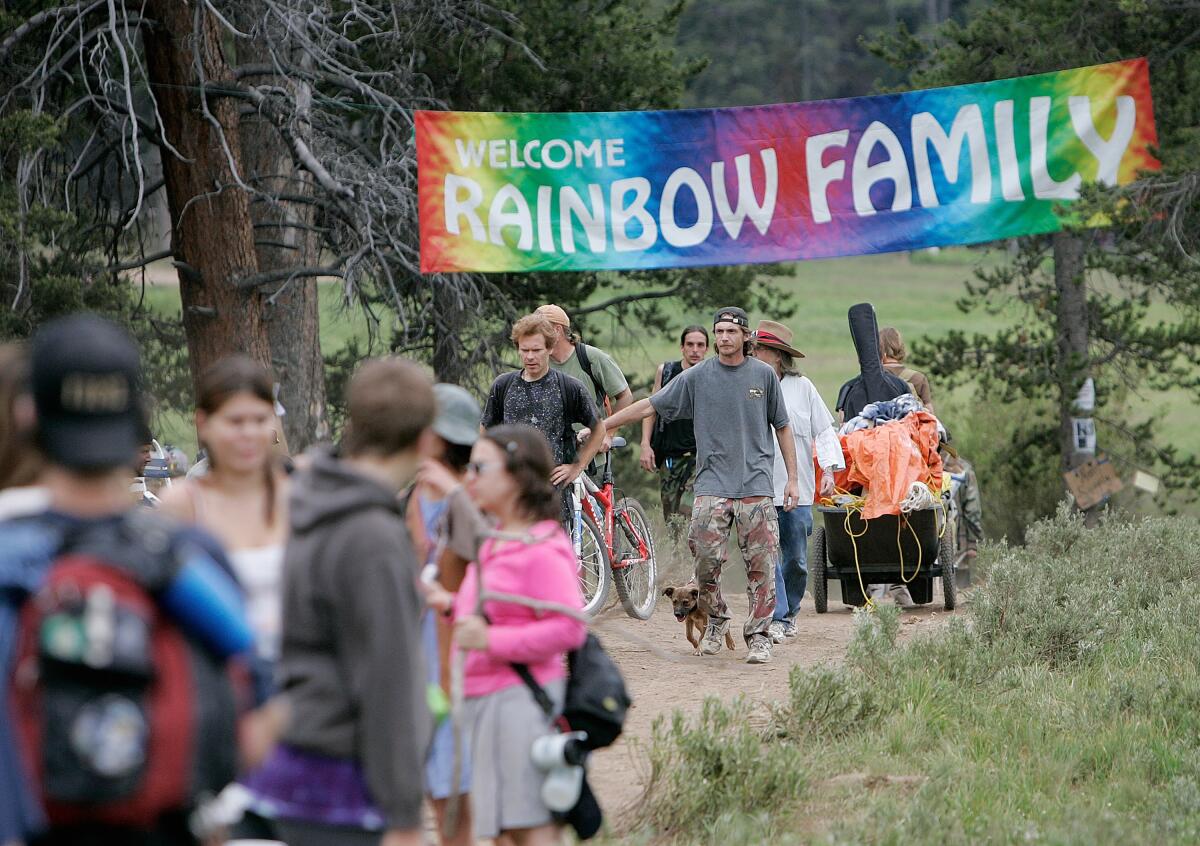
625, 510, 1200, 845
632, 698, 806, 836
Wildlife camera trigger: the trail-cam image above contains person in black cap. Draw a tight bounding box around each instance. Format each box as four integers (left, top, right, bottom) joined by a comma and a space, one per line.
0, 313, 253, 846
603, 307, 800, 666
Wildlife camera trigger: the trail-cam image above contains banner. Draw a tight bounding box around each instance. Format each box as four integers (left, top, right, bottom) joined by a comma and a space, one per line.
417, 59, 1157, 274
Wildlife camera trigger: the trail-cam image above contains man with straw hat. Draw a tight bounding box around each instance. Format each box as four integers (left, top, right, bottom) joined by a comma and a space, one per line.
751, 319, 844, 642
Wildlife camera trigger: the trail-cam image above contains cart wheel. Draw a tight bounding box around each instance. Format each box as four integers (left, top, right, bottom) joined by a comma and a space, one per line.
811, 527, 828, 614
939, 530, 957, 611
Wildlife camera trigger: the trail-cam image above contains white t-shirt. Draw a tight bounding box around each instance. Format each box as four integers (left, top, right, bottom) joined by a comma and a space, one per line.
772, 375, 843, 507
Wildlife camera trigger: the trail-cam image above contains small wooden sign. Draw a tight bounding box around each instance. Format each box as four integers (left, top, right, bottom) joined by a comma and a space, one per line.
1064, 456, 1124, 510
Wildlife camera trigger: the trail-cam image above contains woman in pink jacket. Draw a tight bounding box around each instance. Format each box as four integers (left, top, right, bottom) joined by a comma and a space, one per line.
450, 423, 587, 846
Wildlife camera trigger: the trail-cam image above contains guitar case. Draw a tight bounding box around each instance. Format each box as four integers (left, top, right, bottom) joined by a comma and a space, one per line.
835, 303, 911, 420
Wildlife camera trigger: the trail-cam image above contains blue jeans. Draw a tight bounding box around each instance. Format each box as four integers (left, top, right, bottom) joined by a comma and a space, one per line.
773, 505, 812, 623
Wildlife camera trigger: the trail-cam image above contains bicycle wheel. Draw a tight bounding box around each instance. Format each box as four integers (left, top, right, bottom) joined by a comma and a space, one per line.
613, 497, 658, 620
578, 512, 611, 616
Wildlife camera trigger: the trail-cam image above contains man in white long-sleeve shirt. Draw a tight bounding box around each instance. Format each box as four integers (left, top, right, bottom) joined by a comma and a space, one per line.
751, 320, 844, 641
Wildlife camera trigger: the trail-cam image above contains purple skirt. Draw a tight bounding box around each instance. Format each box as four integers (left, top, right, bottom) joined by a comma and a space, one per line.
243, 743, 386, 830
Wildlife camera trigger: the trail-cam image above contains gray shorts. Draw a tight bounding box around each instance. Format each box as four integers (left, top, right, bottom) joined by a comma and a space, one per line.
463, 678, 565, 840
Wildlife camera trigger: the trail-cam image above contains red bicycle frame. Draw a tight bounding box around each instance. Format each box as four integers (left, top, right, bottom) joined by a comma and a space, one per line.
579, 454, 651, 571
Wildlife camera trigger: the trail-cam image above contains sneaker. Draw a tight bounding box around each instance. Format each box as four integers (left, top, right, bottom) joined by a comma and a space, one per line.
767, 621, 787, 644
700, 619, 730, 655
782, 621, 799, 639
746, 634, 772, 664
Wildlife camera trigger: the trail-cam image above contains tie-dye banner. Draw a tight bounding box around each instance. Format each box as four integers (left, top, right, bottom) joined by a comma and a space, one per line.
416, 59, 1157, 274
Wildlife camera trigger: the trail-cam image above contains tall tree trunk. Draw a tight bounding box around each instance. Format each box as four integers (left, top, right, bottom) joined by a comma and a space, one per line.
239, 48, 329, 452
142, 1, 271, 392
1054, 231, 1090, 473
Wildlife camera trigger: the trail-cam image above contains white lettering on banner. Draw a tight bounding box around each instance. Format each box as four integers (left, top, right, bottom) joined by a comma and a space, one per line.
660, 167, 713, 247
560, 185, 607, 253
806, 131, 849, 224
451, 138, 628, 169
574, 139, 603, 168
1030, 96, 1082, 200
543, 139, 573, 170
488, 139, 508, 168
488, 184, 533, 250
436, 92, 1140, 254
523, 140, 543, 169
444, 174, 485, 240
537, 185, 555, 252
606, 139, 626, 167
911, 104, 992, 207
852, 121, 912, 216
1069, 95, 1135, 185
611, 177, 658, 251
994, 100, 1026, 201
454, 139, 486, 168
711, 149, 777, 239
439, 148, 776, 255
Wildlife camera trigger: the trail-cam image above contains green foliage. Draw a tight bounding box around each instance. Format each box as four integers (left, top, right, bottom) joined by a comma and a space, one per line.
676, 0, 986, 107
872, 0, 1200, 514
634, 698, 807, 837
375, 0, 792, 381
628, 510, 1200, 844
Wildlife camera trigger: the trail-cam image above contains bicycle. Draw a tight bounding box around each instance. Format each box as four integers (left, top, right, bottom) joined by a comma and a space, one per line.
569, 436, 658, 619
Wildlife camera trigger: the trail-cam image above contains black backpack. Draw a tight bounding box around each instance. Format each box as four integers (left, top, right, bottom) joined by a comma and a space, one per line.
511, 633, 630, 751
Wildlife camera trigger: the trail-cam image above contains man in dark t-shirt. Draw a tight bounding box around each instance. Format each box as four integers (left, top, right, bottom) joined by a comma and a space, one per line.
480, 313, 606, 526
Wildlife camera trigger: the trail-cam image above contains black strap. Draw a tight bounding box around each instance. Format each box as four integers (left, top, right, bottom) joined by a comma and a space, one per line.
510, 661, 557, 718
573, 343, 605, 407
490, 370, 520, 420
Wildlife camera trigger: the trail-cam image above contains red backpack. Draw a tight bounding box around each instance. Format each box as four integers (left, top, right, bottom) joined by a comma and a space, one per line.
8, 519, 233, 828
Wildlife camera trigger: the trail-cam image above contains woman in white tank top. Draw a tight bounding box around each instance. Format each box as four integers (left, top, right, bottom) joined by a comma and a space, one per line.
160, 356, 290, 671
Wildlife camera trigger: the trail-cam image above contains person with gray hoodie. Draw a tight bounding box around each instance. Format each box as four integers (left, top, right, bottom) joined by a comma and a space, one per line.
246, 357, 437, 846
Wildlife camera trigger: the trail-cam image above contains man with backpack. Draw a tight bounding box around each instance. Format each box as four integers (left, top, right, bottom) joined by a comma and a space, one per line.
640, 325, 709, 527
480, 313, 608, 528
0, 314, 254, 846
536, 304, 633, 418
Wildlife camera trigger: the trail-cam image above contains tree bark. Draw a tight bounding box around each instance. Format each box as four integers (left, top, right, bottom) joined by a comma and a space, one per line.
239, 48, 330, 451
1054, 231, 1090, 474
142, 1, 271, 392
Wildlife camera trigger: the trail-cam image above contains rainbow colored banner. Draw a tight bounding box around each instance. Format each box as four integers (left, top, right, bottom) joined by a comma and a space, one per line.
417, 59, 1157, 274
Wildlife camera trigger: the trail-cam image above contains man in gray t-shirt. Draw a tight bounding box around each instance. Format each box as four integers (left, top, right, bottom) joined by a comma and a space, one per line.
604, 307, 799, 665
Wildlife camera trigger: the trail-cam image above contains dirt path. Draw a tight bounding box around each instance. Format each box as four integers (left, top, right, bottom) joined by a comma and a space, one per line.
587, 590, 956, 818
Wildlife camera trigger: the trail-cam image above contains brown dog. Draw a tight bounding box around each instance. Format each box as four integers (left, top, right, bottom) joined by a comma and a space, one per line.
663, 582, 736, 654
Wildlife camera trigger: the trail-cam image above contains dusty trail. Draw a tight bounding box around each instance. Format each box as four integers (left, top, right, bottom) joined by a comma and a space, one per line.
587, 587, 956, 819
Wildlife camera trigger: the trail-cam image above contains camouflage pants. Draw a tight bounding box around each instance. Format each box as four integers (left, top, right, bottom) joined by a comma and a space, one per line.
688, 495, 779, 645
659, 453, 697, 530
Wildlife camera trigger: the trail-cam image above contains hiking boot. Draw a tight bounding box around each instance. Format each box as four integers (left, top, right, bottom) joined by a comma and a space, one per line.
746, 634, 772, 664
700, 619, 730, 655
768, 621, 787, 644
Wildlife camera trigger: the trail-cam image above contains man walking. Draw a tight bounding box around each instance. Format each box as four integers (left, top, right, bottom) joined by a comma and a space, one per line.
750, 319, 843, 642
480, 313, 607, 526
536, 304, 633, 415
604, 308, 799, 665
640, 326, 709, 527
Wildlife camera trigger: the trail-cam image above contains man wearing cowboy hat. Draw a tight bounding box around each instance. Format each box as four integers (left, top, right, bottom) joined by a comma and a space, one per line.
602, 307, 799, 665
751, 319, 844, 642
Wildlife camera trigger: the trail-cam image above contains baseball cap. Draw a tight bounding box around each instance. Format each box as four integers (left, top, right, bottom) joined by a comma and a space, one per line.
31, 313, 146, 470
535, 304, 571, 328
713, 307, 749, 329
433, 383, 481, 447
